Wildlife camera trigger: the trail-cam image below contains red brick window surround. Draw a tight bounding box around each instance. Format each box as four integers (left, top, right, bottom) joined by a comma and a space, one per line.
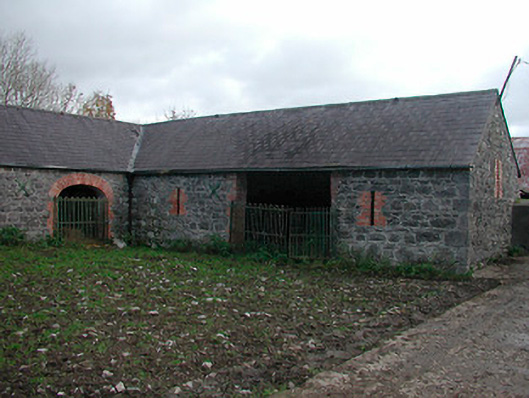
357, 191, 387, 227
169, 188, 187, 215
494, 159, 503, 199
47, 173, 114, 236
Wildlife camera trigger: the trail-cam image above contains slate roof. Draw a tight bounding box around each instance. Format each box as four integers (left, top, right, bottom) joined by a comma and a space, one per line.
0, 105, 140, 172
0, 89, 501, 173
135, 89, 499, 172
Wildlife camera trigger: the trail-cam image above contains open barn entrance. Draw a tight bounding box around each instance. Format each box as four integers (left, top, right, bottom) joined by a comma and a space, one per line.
238, 172, 335, 258
246, 172, 331, 207
54, 185, 109, 241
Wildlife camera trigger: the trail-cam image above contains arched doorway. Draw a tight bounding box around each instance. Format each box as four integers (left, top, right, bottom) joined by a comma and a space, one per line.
48, 173, 114, 241
55, 185, 109, 241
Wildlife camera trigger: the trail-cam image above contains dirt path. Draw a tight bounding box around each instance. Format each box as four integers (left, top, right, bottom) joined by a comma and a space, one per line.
275, 258, 529, 397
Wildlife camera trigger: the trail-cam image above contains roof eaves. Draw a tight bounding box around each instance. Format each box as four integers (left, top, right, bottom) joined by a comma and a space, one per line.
131, 164, 472, 176
140, 89, 499, 127
0, 162, 128, 174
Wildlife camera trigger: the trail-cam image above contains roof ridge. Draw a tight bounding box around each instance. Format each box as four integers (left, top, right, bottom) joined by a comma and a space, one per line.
143, 89, 499, 126
135, 89, 499, 172
1, 89, 499, 127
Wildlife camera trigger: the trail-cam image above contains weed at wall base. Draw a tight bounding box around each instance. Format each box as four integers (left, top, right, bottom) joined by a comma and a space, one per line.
335, 250, 472, 281
167, 235, 233, 257
507, 245, 527, 257
0, 226, 26, 246
36, 234, 64, 248
201, 235, 232, 256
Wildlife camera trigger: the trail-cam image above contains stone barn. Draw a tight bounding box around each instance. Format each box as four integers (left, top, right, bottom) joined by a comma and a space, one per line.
0, 89, 519, 271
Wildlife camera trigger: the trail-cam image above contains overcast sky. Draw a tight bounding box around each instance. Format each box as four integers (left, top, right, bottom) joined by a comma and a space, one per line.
2, 0, 529, 135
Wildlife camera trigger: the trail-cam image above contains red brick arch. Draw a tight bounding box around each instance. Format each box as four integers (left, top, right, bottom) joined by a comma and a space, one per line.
47, 173, 114, 236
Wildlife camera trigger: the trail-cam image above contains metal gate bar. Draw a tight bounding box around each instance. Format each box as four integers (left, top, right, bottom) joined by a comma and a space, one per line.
234, 203, 336, 258
244, 204, 290, 251
54, 197, 109, 240
289, 207, 334, 258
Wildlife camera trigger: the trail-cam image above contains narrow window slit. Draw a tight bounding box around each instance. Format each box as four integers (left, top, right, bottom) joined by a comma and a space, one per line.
176, 187, 181, 215
370, 191, 376, 226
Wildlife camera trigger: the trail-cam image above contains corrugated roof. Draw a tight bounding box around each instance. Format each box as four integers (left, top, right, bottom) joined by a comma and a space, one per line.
0, 105, 140, 172
0, 89, 500, 173
135, 89, 498, 172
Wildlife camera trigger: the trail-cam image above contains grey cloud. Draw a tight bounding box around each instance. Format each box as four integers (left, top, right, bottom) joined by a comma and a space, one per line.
2, 0, 529, 137
205, 38, 385, 112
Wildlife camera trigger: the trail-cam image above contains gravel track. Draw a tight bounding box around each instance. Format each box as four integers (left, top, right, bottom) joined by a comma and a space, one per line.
276, 258, 529, 398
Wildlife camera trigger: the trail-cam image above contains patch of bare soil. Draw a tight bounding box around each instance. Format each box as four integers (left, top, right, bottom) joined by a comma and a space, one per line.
0, 248, 499, 397
276, 259, 529, 398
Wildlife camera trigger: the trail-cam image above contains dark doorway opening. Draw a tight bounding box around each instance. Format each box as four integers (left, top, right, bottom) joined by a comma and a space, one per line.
246, 172, 331, 207
238, 172, 335, 258
59, 184, 104, 199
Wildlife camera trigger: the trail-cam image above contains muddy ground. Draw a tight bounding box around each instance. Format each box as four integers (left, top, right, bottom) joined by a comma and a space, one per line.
276, 258, 529, 398
0, 247, 500, 397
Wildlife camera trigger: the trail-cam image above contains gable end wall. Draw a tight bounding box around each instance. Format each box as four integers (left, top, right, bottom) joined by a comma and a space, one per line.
468, 103, 518, 264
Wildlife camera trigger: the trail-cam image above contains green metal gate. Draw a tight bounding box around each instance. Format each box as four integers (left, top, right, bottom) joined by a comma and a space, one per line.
235, 203, 336, 258
54, 197, 109, 241
288, 207, 335, 258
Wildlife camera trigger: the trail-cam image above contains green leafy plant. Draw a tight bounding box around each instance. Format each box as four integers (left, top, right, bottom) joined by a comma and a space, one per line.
202, 234, 232, 256
36, 234, 64, 248
508, 245, 527, 257
0, 226, 26, 246
169, 238, 195, 253
122, 232, 137, 246
333, 251, 471, 281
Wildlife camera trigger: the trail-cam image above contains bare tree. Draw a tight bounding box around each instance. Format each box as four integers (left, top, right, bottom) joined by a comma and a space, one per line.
0, 32, 61, 110
0, 32, 112, 117
58, 83, 84, 114
165, 106, 197, 120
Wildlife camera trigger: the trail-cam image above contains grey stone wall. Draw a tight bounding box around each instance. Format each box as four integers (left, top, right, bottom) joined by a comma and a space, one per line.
333, 169, 471, 271
132, 173, 239, 245
468, 104, 519, 264
0, 167, 129, 239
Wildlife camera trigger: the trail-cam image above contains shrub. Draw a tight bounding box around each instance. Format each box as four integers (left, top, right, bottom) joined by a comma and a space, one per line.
508, 245, 527, 257
242, 243, 289, 265
169, 239, 195, 253
202, 235, 232, 257
41, 234, 64, 248
0, 226, 26, 246
122, 232, 136, 246
333, 251, 471, 281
